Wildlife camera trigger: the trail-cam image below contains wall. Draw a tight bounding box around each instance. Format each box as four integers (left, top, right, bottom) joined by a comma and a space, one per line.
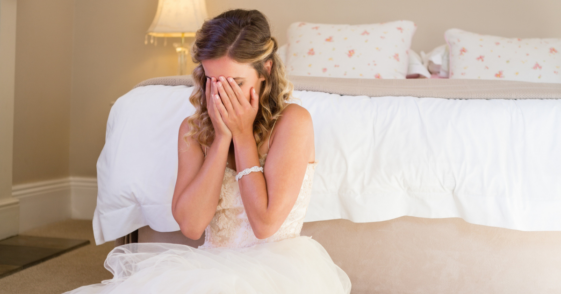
0, 0, 18, 239
13, 0, 74, 185
230, 0, 561, 51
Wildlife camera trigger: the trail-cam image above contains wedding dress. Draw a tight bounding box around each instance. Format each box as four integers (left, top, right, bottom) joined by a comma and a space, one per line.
65, 124, 351, 293
65, 158, 351, 293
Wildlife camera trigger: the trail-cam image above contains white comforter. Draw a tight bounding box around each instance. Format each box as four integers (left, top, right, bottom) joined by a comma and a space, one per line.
93, 85, 561, 244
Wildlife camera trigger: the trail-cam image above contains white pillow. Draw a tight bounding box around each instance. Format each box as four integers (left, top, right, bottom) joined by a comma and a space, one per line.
444, 28, 561, 83
281, 43, 430, 78
281, 42, 430, 79
93, 85, 196, 245
284, 21, 417, 79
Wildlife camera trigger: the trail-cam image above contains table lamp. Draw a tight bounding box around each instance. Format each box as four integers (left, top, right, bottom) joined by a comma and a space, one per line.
146, 0, 208, 75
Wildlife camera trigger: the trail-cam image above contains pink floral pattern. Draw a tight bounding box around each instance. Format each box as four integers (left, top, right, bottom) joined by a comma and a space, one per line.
445, 29, 561, 83
285, 21, 416, 79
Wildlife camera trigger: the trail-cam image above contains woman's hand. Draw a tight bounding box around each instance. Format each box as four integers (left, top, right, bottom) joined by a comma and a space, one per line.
214, 76, 259, 139
206, 77, 232, 140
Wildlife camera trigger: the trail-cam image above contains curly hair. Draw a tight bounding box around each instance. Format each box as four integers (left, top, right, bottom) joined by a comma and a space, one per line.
184, 9, 294, 162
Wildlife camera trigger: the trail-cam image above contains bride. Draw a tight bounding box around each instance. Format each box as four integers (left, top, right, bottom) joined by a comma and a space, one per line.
65, 9, 351, 294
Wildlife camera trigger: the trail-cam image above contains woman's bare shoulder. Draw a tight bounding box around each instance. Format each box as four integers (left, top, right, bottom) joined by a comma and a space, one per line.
271, 104, 314, 150
278, 103, 313, 127
179, 116, 192, 132
178, 116, 203, 152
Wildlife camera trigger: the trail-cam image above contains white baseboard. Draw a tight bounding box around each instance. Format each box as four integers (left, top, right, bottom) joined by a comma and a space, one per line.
69, 177, 98, 219
11, 176, 97, 233
0, 197, 19, 240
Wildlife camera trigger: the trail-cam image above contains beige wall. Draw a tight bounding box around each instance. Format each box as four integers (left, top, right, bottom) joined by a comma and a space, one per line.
12, 0, 74, 185
11, 0, 561, 181
0, 0, 16, 198
0, 0, 19, 239
237, 0, 561, 51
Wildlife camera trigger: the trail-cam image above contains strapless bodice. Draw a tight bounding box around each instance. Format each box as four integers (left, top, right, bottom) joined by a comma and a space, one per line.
199, 157, 318, 249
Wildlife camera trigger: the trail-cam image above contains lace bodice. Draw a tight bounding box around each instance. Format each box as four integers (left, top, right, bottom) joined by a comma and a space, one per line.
199, 156, 318, 249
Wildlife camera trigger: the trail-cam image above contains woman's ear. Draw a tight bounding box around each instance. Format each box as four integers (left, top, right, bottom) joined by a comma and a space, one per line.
258, 59, 273, 82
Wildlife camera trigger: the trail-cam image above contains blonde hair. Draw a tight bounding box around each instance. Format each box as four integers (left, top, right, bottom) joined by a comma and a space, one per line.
184, 9, 294, 162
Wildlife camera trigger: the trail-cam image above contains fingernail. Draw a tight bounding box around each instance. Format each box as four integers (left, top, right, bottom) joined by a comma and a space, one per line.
228, 77, 233, 82
252, 88, 256, 94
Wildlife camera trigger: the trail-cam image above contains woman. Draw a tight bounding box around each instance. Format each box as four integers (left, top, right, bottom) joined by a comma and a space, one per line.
64, 9, 351, 294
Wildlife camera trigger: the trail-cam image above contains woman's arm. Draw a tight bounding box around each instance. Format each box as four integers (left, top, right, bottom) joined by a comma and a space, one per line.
233, 104, 314, 239
171, 122, 230, 240
172, 77, 233, 240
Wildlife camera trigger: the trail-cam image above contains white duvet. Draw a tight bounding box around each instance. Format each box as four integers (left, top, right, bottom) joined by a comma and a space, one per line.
93, 85, 561, 245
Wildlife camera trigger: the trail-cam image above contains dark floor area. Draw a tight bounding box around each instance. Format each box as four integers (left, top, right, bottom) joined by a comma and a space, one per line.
0, 235, 89, 278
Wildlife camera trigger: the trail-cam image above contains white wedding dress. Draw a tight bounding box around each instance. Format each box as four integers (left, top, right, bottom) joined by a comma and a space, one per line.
64, 153, 352, 293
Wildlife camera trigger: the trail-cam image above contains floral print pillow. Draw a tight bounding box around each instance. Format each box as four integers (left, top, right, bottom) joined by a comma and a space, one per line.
445, 29, 561, 84
285, 21, 417, 79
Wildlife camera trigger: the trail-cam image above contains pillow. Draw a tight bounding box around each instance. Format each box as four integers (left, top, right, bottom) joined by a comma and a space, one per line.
281, 43, 429, 79
420, 44, 449, 77
444, 28, 561, 83
407, 50, 431, 78
284, 20, 417, 79
281, 42, 429, 79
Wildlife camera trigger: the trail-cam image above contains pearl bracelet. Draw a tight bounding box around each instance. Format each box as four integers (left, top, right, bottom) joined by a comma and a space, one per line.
235, 166, 263, 182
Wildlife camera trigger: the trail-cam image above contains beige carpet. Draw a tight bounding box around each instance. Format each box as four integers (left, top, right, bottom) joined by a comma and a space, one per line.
0, 219, 115, 294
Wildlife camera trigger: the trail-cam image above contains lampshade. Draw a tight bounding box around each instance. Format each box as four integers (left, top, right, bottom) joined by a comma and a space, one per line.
147, 0, 208, 38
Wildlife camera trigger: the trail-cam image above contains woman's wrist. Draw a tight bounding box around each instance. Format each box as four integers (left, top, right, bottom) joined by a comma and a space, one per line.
214, 133, 232, 146
232, 131, 255, 146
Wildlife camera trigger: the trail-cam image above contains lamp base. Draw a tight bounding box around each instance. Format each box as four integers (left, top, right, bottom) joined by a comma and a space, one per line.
173, 43, 189, 75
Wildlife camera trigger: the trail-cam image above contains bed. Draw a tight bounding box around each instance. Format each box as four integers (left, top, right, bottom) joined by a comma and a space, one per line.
96, 74, 561, 293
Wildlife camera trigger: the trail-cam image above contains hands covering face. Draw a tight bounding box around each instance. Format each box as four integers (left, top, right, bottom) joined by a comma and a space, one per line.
209, 76, 259, 139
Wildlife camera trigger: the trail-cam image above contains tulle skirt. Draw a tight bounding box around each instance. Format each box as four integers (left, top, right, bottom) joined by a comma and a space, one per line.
64, 236, 351, 294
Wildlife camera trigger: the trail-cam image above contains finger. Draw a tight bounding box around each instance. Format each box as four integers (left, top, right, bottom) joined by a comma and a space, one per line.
211, 93, 221, 122
219, 77, 241, 111
214, 94, 229, 120
207, 78, 215, 113
250, 87, 259, 109
217, 80, 236, 114
228, 77, 249, 108
209, 77, 218, 112
205, 77, 210, 106
211, 77, 216, 96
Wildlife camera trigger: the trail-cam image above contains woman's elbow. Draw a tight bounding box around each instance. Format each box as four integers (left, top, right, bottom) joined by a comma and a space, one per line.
179, 223, 205, 240
253, 222, 279, 240
173, 210, 205, 240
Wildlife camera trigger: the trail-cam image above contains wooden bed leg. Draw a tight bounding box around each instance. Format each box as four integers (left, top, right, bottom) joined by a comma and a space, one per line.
114, 229, 139, 246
